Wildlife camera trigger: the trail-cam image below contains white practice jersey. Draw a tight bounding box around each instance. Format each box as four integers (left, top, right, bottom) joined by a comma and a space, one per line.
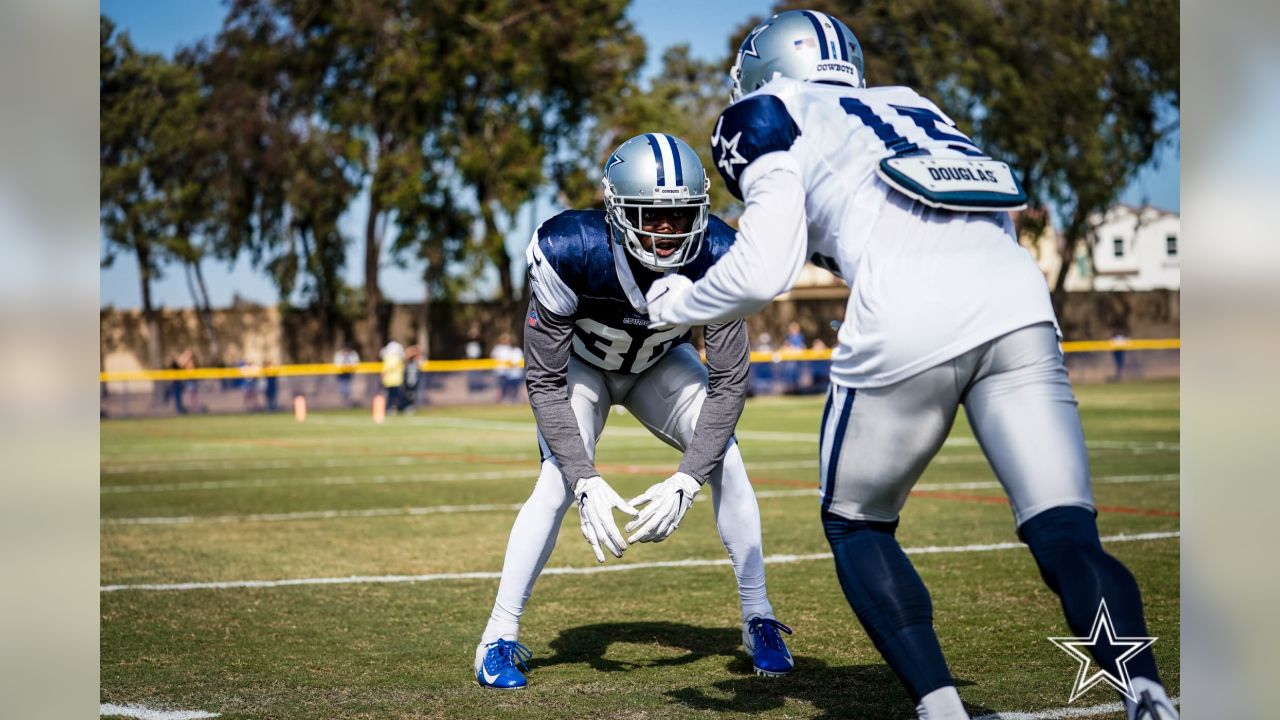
671, 77, 1057, 388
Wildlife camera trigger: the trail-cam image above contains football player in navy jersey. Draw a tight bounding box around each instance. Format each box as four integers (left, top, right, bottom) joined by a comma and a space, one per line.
473, 133, 793, 689
643, 11, 1176, 720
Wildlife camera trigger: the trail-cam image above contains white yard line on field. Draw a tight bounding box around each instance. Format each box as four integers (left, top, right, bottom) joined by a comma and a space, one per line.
104, 502, 528, 525
304, 415, 1179, 451
100, 703, 219, 719
103, 474, 1178, 524
101, 469, 537, 494
99, 531, 1178, 592
101, 462, 817, 495
101, 454, 537, 474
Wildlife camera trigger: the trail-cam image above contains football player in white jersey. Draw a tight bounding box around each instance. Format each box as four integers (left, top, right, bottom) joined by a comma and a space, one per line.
644, 10, 1176, 720
473, 134, 793, 689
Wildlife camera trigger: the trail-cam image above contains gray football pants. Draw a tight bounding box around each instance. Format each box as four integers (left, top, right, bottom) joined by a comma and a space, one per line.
818, 322, 1094, 527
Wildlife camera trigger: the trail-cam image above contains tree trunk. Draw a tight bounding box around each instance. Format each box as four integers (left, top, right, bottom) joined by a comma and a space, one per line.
297, 228, 335, 357
1051, 208, 1093, 320
416, 296, 429, 359
363, 176, 384, 360
479, 198, 516, 333
185, 258, 222, 365
1050, 235, 1076, 318
136, 242, 164, 370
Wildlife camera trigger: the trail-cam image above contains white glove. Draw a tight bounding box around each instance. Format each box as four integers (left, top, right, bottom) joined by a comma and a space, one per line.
573, 476, 639, 563
645, 274, 693, 330
626, 471, 701, 543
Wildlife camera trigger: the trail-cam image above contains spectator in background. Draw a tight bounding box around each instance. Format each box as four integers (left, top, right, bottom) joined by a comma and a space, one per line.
807, 338, 830, 394
749, 332, 775, 396
334, 344, 360, 408
781, 322, 806, 394
1110, 328, 1129, 382
380, 340, 407, 413
263, 361, 280, 412
403, 344, 422, 413
490, 333, 524, 404
167, 353, 185, 414
169, 348, 195, 415
239, 359, 260, 411
465, 324, 488, 395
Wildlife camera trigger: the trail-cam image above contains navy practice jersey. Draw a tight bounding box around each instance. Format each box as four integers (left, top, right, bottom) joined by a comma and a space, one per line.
525, 209, 737, 375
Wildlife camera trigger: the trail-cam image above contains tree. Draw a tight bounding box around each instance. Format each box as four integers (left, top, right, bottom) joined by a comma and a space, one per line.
100, 17, 205, 369
192, 5, 364, 355
558, 45, 741, 219
428, 0, 645, 319
755, 0, 1179, 307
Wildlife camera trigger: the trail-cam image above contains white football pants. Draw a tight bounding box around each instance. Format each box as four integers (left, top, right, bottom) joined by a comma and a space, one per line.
819, 322, 1095, 527
481, 344, 773, 645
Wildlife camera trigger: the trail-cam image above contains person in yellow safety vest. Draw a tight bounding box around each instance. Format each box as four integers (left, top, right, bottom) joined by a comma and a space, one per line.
379, 340, 406, 414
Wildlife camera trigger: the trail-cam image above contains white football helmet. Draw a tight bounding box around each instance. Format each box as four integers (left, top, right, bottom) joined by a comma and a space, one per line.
602, 133, 710, 272
730, 9, 866, 102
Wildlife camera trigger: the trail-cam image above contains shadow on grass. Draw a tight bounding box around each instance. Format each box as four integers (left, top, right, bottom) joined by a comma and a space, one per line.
539, 621, 993, 719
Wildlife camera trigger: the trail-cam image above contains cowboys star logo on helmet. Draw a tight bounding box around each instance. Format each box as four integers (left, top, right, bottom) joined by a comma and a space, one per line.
602, 133, 711, 272
729, 9, 865, 102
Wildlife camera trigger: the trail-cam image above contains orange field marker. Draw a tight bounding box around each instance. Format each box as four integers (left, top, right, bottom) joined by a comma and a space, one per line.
372, 394, 386, 424
293, 395, 307, 422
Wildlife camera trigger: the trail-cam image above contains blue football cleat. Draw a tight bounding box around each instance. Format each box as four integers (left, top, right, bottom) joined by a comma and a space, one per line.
744, 617, 794, 677
474, 639, 533, 689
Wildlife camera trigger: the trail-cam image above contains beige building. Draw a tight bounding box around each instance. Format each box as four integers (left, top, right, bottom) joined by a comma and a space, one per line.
1016, 204, 1180, 292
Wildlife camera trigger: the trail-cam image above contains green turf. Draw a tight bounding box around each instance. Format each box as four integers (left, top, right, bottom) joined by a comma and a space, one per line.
101, 380, 1179, 719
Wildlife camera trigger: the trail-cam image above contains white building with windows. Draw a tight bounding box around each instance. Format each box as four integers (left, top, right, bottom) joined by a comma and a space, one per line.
1088, 205, 1180, 290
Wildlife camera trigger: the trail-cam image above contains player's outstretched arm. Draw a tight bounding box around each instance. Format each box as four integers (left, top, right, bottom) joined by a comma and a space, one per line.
647, 165, 809, 328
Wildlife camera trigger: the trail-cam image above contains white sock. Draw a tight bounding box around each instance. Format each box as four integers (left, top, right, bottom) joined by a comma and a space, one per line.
479, 461, 573, 646
709, 444, 774, 622
1125, 676, 1177, 719
916, 686, 969, 720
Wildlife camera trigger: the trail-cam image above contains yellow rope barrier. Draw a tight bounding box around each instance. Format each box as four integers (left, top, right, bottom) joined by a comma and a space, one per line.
99, 338, 1179, 382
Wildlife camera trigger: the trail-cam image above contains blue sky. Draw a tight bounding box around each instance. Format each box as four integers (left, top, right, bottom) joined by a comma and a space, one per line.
99, 0, 1180, 310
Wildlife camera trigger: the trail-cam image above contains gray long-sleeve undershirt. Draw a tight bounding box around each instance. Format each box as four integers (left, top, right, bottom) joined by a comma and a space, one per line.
522, 295, 750, 488
677, 318, 749, 484
523, 295, 598, 488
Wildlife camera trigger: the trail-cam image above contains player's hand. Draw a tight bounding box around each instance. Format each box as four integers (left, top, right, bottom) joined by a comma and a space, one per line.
573, 476, 640, 563
645, 274, 693, 330
626, 472, 701, 543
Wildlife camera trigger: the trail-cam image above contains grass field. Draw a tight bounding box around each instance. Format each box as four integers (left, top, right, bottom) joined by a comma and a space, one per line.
101, 379, 1179, 719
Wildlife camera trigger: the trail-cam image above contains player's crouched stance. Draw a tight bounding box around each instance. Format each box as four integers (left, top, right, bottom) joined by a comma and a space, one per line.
473, 134, 792, 689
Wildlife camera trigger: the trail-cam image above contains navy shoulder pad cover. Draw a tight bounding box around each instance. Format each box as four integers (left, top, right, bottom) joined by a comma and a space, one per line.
535, 209, 611, 286
710, 94, 801, 200
680, 214, 739, 281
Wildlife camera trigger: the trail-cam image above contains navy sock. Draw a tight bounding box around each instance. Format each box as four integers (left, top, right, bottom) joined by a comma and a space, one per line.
1018, 506, 1160, 683
822, 511, 954, 702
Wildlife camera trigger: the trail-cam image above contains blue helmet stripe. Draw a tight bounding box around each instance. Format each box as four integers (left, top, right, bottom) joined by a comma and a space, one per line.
801, 11, 829, 60
664, 134, 684, 186
825, 13, 850, 62
645, 133, 666, 186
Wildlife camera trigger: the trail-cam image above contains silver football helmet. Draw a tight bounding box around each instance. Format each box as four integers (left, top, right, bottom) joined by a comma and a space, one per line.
602, 133, 711, 271
730, 9, 866, 102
